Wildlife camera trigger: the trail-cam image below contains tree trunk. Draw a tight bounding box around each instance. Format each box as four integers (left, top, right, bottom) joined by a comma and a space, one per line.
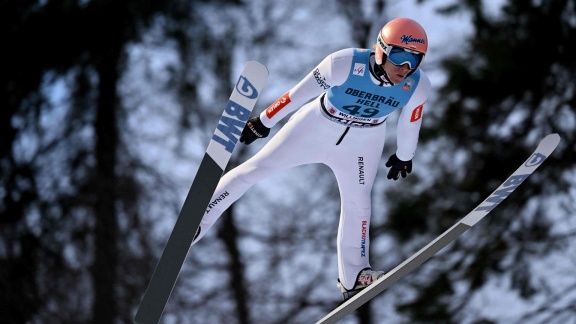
91, 49, 121, 323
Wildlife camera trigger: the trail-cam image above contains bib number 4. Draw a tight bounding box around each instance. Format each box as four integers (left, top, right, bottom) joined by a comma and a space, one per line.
341, 104, 379, 118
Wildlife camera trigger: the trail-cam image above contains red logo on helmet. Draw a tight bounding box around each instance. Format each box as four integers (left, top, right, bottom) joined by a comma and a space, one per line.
410, 104, 424, 122
266, 92, 291, 119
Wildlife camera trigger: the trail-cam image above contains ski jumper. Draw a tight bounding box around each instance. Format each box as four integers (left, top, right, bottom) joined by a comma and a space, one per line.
193, 48, 431, 290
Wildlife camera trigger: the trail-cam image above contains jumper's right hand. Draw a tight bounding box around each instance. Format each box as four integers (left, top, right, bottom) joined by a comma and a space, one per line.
240, 116, 270, 145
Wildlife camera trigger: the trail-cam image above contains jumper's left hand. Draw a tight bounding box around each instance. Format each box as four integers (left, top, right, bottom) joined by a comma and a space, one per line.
385, 154, 412, 180
240, 116, 270, 145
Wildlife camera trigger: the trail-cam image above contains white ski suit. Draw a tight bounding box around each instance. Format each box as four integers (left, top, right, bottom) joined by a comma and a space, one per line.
193, 48, 431, 290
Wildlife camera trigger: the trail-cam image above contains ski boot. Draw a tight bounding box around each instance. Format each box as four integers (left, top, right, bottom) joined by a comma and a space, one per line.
337, 268, 385, 301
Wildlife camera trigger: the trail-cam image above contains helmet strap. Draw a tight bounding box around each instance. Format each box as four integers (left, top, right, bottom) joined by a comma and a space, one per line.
380, 66, 394, 85
370, 53, 394, 85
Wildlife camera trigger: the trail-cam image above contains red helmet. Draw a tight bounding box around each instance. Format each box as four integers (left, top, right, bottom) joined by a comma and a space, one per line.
375, 18, 428, 69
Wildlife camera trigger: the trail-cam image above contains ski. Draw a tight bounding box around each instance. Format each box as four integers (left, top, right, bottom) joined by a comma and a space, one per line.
135, 61, 268, 324
316, 133, 561, 324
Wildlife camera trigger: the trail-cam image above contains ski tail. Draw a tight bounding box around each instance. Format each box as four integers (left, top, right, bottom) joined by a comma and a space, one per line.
134, 61, 268, 324
315, 133, 561, 324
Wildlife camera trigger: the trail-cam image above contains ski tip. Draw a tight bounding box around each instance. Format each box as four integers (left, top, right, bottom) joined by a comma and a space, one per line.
245, 60, 269, 76
540, 133, 561, 149
531, 133, 561, 158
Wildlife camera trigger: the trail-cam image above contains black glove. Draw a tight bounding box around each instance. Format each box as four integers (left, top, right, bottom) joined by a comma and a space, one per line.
240, 116, 270, 145
385, 154, 412, 180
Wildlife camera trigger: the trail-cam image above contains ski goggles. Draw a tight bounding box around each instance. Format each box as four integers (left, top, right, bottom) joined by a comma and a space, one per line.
377, 34, 422, 69
387, 47, 421, 69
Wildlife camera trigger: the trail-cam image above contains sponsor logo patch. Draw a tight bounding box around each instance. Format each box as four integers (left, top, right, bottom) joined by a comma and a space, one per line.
265, 92, 291, 119
525, 153, 546, 167
313, 68, 331, 90
402, 78, 414, 91
361, 220, 367, 257
358, 157, 365, 185
206, 191, 230, 214
410, 104, 424, 122
400, 34, 426, 46
235, 76, 258, 99
353, 63, 366, 76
